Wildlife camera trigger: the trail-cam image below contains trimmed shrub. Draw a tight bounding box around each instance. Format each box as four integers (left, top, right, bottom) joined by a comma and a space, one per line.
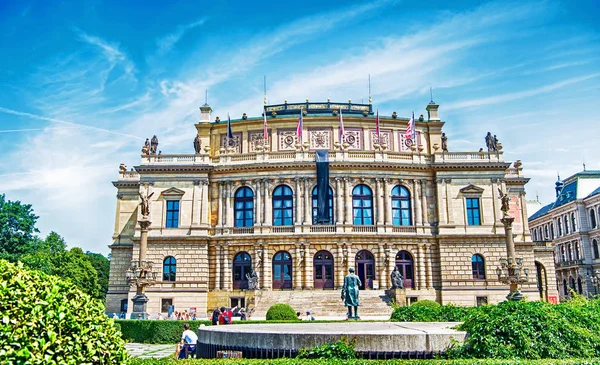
297, 338, 356, 359
266, 303, 298, 321
0, 260, 128, 364
391, 303, 471, 322
117, 320, 211, 343
412, 299, 441, 309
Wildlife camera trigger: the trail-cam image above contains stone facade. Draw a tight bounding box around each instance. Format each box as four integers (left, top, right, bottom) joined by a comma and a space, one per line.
106, 101, 557, 317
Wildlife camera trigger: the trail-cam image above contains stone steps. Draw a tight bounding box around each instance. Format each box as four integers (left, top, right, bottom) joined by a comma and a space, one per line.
252, 289, 393, 318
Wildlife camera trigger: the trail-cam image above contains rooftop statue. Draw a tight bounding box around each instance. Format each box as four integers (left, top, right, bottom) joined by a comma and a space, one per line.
193, 135, 201, 154
150, 135, 159, 155
441, 133, 448, 152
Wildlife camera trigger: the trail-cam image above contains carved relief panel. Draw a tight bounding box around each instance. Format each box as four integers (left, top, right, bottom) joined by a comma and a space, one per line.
309, 129, 331, 150
220, 132, 242, 153
370, 130, 392, 149
398, 131, 421, 152
278, 129, 298, 151
341, 128, 363, 150
249, 130, 271, 152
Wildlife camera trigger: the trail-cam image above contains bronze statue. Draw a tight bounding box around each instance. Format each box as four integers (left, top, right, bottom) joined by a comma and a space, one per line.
485, 132, 495, 152
441, 133, 448, 152
341, 267, 362, 319
493, 135, 499, 151
498, 188, 510, 216
193, 135, 201, 154
390, 266, 404, 289
150, 135, 159, 154
139, 190, 155, 218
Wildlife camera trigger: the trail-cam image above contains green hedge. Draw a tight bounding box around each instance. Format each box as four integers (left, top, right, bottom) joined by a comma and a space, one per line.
117, 320, 211, 343
266, 303, 299, 321
129, 358, 600, 365
390, 303, 470, 322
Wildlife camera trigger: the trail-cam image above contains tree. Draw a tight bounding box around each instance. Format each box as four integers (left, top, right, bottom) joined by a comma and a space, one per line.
51, 248, 101, 299
0, 194, 39, 261
86, 251, 110, 301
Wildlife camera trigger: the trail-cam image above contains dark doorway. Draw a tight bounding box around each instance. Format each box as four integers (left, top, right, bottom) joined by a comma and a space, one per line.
272, 251, 293, 289
233, 252, 252, 289
313, 250, 334, 289
395, 250, 414, 289
355, 250, 375, 289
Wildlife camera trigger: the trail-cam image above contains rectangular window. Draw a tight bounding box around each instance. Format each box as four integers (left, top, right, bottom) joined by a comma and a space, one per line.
466, 198, 481, 226
161, 298, 173, 313
476, 296, 488, 306
166, 200, 180, 228
231, 297, 245, 308
120, 299, 128, 313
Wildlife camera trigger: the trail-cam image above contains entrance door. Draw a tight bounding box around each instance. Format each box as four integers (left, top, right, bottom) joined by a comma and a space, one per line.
233, 252, 252, 289
355, 250, 375, 289
272, 251, 293, 289
313, 250, 334, 289
395, 250, 414, 289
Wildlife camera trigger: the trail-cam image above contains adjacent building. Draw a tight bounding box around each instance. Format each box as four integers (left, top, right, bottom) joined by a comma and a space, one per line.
106, 99, 557, 318
529, 170, 600, 299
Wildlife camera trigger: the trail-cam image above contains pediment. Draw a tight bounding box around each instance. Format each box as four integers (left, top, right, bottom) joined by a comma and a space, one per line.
160, 187, 185, 197
459, 184, 484, 194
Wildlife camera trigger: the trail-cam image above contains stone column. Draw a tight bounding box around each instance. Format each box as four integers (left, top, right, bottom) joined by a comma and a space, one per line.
304, 245, 313, 289
295, 178, 302, 225
435, 179, 446, 225
413, 179, 422, 227
347, 244, 356, 276
254, 179, 262, 226
223, 244, 231, 290
201, 179, 209, 225
378, 244, 384, 289
384, 179, 391, 226
192, 181, 200, 226
335, 178, 343, 225
444, 179, 453, 224
263, 244, 272, 290
425, 244, 432, 289
264, 179, 273, 226
215, 244, 222, 289
304, 178, 311, 224
335, 243, 344, 288
294, 244, 303, 289
344, 178, 352, 225
417, 244, 425, 290
218, 182, 224, 227
226, 182, 234, 227
376, 178, 384, 226
420, 179, 428, 227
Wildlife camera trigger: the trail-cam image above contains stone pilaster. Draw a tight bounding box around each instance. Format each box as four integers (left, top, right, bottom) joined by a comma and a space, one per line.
264, 179, 273, 226
215, 244, 222, 289
263, 244, 272, 290
378, 244, 384, 289
254, 179, 262, 226
435, 179, 445, 225
383, 179, 391, 226
295, 178, 302, 225
376, 178, 384, 226
218, 182, 224, 227
335, 243, 344, 288
304, 245, 313, 289
335, 178, 343, 225
226, 182, 234, 227
414, 179, 422, 227
344, 178, 352, 225
223, 244, 231, 290
304, 178, 311, 224
294, 244, 303, 289
192, 181, 200, 226
201, 179, 209, 225
420, 179, 428, 227
417, 244, 425, 290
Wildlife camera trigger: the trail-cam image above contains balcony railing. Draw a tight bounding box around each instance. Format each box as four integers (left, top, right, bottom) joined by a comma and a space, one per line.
205, 224, 420, 235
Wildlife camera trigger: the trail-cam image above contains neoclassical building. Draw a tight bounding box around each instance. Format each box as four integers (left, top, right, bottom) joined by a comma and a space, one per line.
529, 170, 600, 299
106, 100, 557, 317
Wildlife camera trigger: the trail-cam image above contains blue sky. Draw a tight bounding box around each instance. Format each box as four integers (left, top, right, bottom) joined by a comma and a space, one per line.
0, 0, 598, 254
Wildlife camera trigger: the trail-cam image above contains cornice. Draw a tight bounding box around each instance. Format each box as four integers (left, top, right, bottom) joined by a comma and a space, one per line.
134, 164, 213, 174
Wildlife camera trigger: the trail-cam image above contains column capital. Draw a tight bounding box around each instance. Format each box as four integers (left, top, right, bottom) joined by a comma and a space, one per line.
201, 178, 209, 185
444, 178, 452, 183
193, 180, 201, 186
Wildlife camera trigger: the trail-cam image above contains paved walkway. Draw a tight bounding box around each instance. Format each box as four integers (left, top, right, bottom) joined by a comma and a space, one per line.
126, 343, 175, 359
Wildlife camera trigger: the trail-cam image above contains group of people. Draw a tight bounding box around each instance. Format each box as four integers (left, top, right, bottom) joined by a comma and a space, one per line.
211, 305, 248, 325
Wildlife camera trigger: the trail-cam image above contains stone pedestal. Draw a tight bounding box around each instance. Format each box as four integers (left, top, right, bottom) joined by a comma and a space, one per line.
386, 288, 407, 307
130, 293, 149, 319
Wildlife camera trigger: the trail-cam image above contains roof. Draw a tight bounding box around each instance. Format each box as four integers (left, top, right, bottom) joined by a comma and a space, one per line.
587, 186, 600, 199
265, 101, 374, 116
529, 202, 554, 221
553, 179, 578, 209
214, 113, 413, 124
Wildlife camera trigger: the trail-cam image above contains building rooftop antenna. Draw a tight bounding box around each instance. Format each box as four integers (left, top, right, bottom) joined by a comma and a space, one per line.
429, 86, 434, 104
203, 89, 208, 106
263, 75, 267, 105
368, 74, 372, 104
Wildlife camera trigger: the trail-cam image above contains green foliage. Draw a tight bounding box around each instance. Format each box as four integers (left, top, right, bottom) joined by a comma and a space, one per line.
266, 303, 299, 321
446, 299, 600, 359
0, 194, 39, 261
391, 303, 470, 322
129, 357, 600, 364
412, 299, 441, 309
297, 338, 356, 359
117, 320, 212, 343
86, 251, 110, 301
0, 259, 128, 364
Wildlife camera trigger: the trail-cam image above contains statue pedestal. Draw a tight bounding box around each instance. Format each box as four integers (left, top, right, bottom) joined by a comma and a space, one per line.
130, 293, 149, 319
386, 288, 407, 307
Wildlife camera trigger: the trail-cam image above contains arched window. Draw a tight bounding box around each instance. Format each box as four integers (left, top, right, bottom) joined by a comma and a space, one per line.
550, 223, 554, 239
395, 250, 414, 289
234, 187, 254, 227
572, 213, 577, 232
532, 229, 537, 241
391, 185, 412, 226
233, 252, 252, 289
590, 209, 597, 229
593, 239, 599, 259
545, 225, 549, 239
272, 251, 292, 289
273, 185, 293, 226
313, 250, 334, 289
312, 185, 334, 224
163, 256, 176, 282
564, 216, 569, 235
355, 250, 375, 290
352, 184, 373, 225
558, 218, 563, 236
472, 254, 485, 279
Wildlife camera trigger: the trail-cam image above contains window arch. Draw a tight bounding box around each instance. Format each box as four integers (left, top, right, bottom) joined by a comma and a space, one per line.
395, 250, 414, 289
273, 185, 293, 226
472, 254, 485, 279
564, 215, 569, 235
391, 185, 412, 226
558, 218, 563, 236
233, 252, 252, 289
550, 223, 554, 239
532, 229, 538, 241
571, 213, 577, 232
272, 251, 292, 289
593, 239, 599, 259
352, 184, 373, 225
312, 185, 334, 224
591, 209, 597, 229
163, 256, 176, 282
545, 225, 549, 239
234, 187, 254, 227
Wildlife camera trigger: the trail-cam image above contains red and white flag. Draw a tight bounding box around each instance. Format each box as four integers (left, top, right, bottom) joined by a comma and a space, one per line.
339, 108, 345, 143
297, 108, 303, 144
263, 107, 268, 143
405, 112, 414, 141
375, 109, 380, 143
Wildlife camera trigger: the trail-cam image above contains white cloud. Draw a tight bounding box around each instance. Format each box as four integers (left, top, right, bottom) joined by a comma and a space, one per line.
156, 18, 206, 55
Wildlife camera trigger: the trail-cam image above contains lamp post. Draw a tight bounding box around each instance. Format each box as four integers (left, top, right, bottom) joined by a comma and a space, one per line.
496, 190, 529, 301
127, 189, 157, 319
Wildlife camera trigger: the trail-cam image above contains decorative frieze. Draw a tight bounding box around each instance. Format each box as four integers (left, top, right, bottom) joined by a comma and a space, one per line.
278, 129, 298, 151
341, 128, 363, 150
309, 129, 332, 150
220, 132, 242, 153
